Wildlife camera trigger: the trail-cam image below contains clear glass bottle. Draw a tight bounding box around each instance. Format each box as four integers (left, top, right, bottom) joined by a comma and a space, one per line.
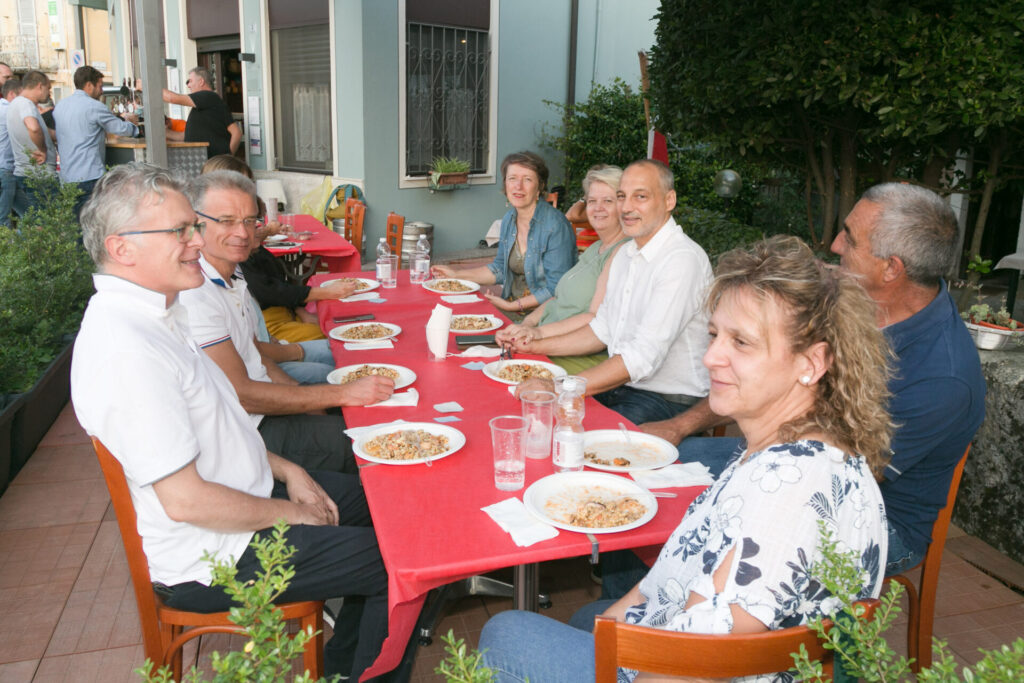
375, 237, 391, 283
410, 234, 431, 283
552, 376, 587, 472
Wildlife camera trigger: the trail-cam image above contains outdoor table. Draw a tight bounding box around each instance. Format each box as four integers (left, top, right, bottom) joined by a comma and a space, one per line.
309, 271, 705, 679
264, 214, 361, 282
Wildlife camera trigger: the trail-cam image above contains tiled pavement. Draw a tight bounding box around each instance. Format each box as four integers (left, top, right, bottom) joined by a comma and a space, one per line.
1, 403, 1022, 682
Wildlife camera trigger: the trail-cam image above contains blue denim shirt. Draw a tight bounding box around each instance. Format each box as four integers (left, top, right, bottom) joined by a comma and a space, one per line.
53, 89, 138, 183
486, 200, 577, 303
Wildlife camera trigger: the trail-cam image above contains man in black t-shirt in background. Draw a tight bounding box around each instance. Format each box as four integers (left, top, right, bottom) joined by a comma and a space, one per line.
162, 67, 241, 158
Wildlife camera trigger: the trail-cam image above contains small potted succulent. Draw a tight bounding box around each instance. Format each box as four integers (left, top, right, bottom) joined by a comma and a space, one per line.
962, 303, 1023, 350
429, 156, 472, 188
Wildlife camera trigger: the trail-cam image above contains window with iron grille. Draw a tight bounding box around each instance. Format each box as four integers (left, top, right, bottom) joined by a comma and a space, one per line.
405, 19, 491, 176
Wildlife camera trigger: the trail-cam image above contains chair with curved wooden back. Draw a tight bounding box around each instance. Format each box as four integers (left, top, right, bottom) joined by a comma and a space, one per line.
546, 191, 559, 208
91, 437, 324, 679
594, 600, 879, 681
885, 445, 971, 672
344, 198, 365, 256
386, 211, 405, 268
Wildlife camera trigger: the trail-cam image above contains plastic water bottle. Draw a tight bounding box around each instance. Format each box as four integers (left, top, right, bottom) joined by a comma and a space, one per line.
410, 234, 431, 283
375, 238, 391, 283
552, 376, 587, 472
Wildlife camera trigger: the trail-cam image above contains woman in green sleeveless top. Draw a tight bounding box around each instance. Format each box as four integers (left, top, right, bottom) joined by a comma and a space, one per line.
497, 165, 630, 373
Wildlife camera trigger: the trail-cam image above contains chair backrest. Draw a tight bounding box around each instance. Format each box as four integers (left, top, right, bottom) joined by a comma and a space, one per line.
386, 211, 405, 268
91, 437, 167, 666
344, 198, 365, 254
594, 600, 879, 681
926, 445, 970, 565
546, 191, 559, 208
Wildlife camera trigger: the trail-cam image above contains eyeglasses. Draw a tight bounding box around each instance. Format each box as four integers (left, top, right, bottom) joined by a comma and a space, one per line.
117, 222, 206, 243
196, 211, 262, 230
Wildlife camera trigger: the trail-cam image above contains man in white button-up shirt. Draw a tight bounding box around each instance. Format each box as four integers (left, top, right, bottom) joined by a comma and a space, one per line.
70, 164, 401, 680
513, 160, 713, 425
179, 171, 394, 473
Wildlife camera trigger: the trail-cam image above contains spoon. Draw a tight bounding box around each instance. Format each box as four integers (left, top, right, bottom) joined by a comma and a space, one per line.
618, 422, 633, 445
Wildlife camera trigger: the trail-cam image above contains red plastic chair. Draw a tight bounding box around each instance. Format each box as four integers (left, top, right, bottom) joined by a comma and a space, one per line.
91, 437, 324, 679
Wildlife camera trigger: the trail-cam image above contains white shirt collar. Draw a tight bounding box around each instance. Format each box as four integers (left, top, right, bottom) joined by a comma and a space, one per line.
625, 216, 679, 262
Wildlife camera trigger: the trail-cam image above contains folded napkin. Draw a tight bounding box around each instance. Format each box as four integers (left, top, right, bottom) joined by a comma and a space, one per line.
342, 292, 384, 302
441, 294, 483, 304
343, 340, 395, 351
367, 388, 419, 408
433, 401, 464, 413
343, 419, 407, 441
482, 498, 559, 547
458, 345, 502, 357
631, 463, 714, 489
426, 304, 453, 360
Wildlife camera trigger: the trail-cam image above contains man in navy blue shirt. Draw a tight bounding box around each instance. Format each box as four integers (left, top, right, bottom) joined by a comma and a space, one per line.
638, 183, 985, 580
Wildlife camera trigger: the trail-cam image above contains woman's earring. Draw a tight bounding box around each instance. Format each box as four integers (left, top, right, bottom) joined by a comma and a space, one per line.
800, 375, 811, 385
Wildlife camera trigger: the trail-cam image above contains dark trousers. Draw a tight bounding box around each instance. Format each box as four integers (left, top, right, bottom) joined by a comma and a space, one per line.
71, 178, 98, 219
593, 385, 697, 425
162, 471, 400, 680
258, 412, 356, 473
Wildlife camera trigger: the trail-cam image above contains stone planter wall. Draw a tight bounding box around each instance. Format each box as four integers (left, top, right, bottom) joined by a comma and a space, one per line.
10, 343, 74, 478
0, 394, 23, 495
953, 348, 1024, 564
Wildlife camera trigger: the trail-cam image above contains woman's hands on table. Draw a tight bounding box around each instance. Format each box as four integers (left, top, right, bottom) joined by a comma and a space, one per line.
496, 323, 541, 346
337, 375, 395, 406
255, 220, 288, 244
317, 279, 358, 301
430, 265, 457, 279
484, 292, 520, 312
514, 377, 555, 400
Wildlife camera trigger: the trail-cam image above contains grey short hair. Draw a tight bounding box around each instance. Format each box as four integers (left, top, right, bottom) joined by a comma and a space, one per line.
625, 159, 674, 195
189, 67, 215, 88
861, 183, 958, 287
581, 164, 623, 196
185, 170, 258, 213
80, 163, 184, 266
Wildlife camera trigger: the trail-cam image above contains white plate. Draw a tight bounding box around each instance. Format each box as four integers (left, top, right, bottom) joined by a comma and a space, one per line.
328, 322, 402, 342
264, 241, 300, 249
422, 278, 481, 294
449, 314, 503, 334
482, 359, 567, 385
353, 422, 466, 465
320, 277, 381, 300
582, 430, 679, 472
523, 471, 658, 534
264, 234, 288, 243
326, 364, 416, 389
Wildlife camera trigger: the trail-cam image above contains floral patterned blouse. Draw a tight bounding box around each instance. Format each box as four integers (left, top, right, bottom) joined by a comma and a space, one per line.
620, 440, 888, 683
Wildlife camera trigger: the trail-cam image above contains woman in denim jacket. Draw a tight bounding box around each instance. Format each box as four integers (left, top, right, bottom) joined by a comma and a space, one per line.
431, 151, 577, 320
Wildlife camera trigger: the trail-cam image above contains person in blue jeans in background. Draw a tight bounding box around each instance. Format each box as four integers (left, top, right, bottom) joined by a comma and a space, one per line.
630, 182, 986, 597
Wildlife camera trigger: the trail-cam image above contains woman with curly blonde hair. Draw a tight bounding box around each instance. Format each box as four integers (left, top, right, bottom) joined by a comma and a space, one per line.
478, 235, 891, 682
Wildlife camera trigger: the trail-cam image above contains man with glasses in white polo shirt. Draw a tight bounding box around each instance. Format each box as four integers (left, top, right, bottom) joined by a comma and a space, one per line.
70, 163, 405, 681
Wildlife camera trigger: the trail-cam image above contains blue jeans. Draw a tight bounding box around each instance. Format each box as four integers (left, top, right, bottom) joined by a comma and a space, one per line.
886, 523, 924, 576
677, 436, 743, 478
593, 385, 697, 426
279, 339, 335, 385
480, 603, 613, 683
71, 178, 97, 219
0, 168, 28, 225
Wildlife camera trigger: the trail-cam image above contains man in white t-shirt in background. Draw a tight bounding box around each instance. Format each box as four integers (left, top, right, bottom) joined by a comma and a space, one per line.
70, 163, 407, 681
511, 159, 713, 425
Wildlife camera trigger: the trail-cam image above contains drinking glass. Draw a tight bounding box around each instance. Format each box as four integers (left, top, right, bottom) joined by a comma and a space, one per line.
520, 390, 555, 460
489, 415, 527, 491
381, 254, 399, 288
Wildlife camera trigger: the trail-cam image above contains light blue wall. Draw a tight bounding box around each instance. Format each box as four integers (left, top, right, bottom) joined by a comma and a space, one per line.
334, 0, 365, 179
358, 0, 573, 257
573, 0, 660, 95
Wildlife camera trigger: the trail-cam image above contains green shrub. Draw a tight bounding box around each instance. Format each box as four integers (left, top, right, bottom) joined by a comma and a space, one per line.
0, 169, 92, 394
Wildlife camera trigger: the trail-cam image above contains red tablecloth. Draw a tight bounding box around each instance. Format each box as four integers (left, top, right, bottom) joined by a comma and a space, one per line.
310, 271, 704, 679
265, 214, 361, 272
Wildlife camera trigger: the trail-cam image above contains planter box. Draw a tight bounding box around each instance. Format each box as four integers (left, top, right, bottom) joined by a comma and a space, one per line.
0, 394, 23, 495
10, 342, 74, 477
964, 321, 1023, 351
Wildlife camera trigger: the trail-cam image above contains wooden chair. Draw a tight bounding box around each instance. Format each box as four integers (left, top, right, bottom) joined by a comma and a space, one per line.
386, 211, 405, 268
594, 600, 879, 681
344, 197, 365, 255
885, 445, 971, 672
91, 437, 324, 679
546, 191, 559, 208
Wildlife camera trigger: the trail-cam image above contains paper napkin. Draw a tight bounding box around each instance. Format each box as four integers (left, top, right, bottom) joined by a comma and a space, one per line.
343, 340, 395, 351
630, 463, 714, 489
482, 498, 559, 547
434, 415, 461, 423
342, 292, 384, 302
367, 388, 419, 408
433, 401, 464, 413
441, 294, 483, 304
461, 361, 488, 371
343, 419, 407, 441
458, 345, 502, 357
426, 304, 453, 361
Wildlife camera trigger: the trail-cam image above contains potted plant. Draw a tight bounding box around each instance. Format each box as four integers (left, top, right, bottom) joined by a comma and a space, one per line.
429, 156, 472, 188
0, 167, 92, 485
962, 303, 1023, 350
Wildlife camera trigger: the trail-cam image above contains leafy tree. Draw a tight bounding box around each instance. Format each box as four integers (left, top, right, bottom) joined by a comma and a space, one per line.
649, 0, 1024, 252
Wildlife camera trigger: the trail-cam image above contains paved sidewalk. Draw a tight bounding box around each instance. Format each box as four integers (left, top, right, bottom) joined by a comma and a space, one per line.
0, 404, 1021, 681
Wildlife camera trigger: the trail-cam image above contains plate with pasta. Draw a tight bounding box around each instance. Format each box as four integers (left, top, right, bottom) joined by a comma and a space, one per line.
353, 422, 466, 465
482, 359, 567, 385
326, 364, 416, 389
523, 471, 657, 534
328, 322, 401, 342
